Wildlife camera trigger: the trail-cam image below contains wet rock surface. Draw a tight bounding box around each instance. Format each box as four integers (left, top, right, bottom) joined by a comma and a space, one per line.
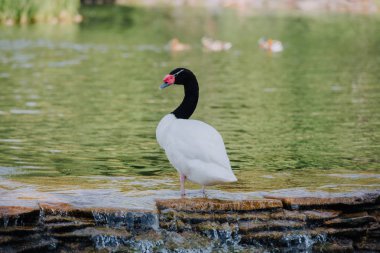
156, 198, 283, 212
0, 206, 40, 227
264, 191, 380, 210
0, 190, 379, 252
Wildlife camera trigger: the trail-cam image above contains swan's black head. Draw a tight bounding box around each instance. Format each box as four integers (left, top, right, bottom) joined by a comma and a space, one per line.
160, 68, 194, 89
159, 67, 199, 119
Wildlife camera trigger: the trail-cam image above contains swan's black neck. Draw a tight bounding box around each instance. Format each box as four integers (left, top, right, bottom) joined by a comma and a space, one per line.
172, 75, 199, 119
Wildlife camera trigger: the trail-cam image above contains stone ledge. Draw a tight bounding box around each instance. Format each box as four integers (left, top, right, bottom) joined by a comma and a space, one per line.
240, 227, 369, 245
52, 227, 132, 242
0, 206, 40, 227
156, 198, 283, 212
264, 191, 380, 210
238, 219, 306, 233
324, 216, 377, 228
0, 206, 39, 218
0, 191, 379, 252
302, 210, 341, 220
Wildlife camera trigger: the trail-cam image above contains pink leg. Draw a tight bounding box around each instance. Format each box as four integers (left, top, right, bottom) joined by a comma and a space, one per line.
180, 173, 186, 197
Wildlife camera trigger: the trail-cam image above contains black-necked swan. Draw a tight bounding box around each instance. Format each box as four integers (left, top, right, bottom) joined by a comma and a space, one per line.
156, 68, 237, 197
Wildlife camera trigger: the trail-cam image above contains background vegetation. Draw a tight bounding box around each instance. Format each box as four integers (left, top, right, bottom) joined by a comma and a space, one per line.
0, 0, 81, 25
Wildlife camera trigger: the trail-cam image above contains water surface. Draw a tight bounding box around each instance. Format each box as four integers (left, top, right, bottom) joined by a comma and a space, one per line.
0, 6, 379, 208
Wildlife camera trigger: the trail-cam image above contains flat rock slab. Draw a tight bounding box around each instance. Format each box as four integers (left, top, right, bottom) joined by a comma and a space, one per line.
39, 202, 94, 218
324, 216, 377, 228
156, 198, 283, 212
302, 210, 341, 220
39, 202, 154, 217
0, 206, 40, 226
264, 191, 380, 210
238, 219, 306, 233
38, 202, 158, 231
52, 227, 132, 241
0, 206, 39, 218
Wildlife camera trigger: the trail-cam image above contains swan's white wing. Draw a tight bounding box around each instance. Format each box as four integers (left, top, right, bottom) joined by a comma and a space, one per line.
156, 114, 237, 185
171, 119, 230, 168
163, 118, 236, 185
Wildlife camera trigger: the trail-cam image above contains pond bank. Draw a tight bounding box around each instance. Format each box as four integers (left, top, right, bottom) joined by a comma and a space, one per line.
117, 0, 379, 14
1, 190, 379, 252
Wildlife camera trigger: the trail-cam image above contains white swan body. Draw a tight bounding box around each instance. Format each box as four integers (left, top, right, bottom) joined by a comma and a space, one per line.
156, 114, 237, 186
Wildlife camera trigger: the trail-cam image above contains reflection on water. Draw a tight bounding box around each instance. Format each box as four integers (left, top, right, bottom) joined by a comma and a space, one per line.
0, 6, 379, 207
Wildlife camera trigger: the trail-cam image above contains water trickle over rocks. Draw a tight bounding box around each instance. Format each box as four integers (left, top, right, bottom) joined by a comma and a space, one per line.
0, 190, 379, 252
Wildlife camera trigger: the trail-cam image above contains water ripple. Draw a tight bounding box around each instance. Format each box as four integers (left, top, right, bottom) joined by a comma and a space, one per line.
10, 109, 41, 115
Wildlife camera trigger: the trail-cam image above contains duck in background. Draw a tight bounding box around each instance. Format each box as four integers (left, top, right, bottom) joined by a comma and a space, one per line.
258, 37, 284, 53
201, 37, 232, 52
166, 38, 191, 52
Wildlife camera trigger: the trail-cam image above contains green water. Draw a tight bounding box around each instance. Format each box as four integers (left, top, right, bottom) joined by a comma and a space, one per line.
0, 6, 379, 206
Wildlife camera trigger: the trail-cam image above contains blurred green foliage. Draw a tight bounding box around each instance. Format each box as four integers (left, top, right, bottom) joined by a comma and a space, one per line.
79, 5, 134, 30
0, 0, 81, 25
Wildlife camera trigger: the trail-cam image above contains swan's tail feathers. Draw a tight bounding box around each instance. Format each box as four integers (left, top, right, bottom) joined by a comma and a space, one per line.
202, 173, 237, 185
187, 163, 238, 186
220, 172, 237, 183
214, 167, 237, 183
230, 173, 238, 182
